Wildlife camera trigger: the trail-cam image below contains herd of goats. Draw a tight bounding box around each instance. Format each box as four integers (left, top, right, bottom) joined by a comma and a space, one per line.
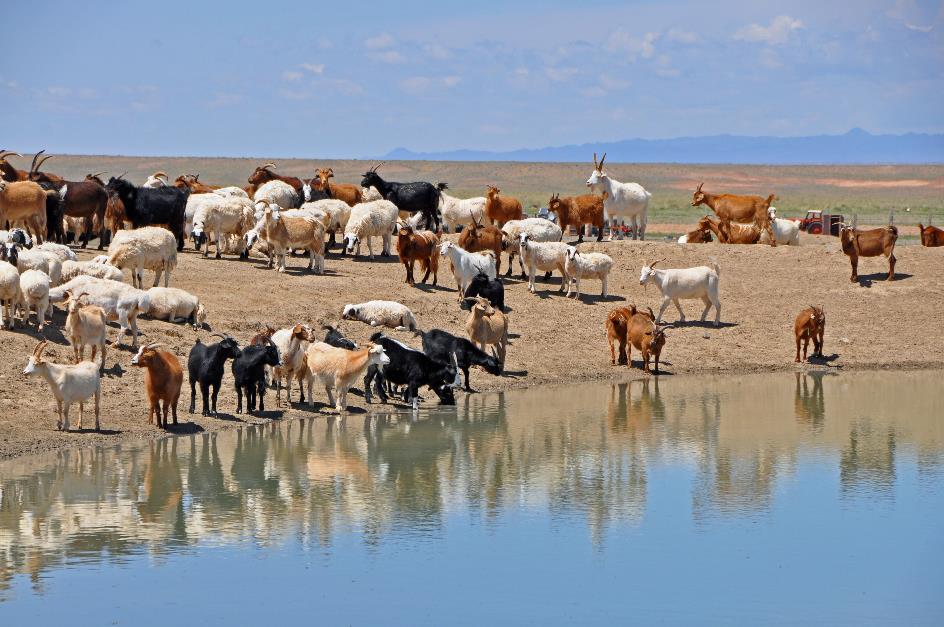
0, 149, 941, 434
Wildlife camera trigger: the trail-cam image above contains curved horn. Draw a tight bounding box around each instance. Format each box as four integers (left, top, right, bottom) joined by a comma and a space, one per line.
34, 154, 54, 172
34, 340, 49, 358
646, 306, 655, 319
152, 171, 168, 179
0, 150, 22, 160
696, 182, 704, 192
649, 257, 665, 268
87, 171, 106, 178
28, 150, 45, 175
598, 152, 606, 169
592, 152, 599, 170
210, 332, 227, 340
262, 162, 277, 170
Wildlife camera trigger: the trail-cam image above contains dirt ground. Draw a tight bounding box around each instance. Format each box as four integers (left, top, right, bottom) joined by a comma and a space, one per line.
1, 227, 942, 461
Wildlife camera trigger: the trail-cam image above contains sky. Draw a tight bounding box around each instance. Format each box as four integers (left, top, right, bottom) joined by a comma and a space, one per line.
3, 0, 943, 158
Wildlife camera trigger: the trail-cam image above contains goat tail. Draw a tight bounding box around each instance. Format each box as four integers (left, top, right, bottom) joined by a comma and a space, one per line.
708, 255, 720, 276
436, 182, 448, 192
887, 224, 899, 236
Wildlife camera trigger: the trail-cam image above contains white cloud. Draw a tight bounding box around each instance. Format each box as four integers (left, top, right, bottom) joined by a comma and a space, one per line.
205, 93, 242, 108
905, 23, 933, 32
424, 44, 452, 60
400, 76, 431, 93
282, 71, 303, 82
600, 75, 630, 90
544, 66, 578, 82
301, 63, 325, 75
365, 33, 394, 49
734, 15, 803, 46
606, 29, 659, 61
370, 50, 406, 64
666, 28, 698, 44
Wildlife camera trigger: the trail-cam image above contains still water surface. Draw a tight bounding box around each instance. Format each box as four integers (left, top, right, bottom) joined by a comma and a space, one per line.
1, 371, 942, 625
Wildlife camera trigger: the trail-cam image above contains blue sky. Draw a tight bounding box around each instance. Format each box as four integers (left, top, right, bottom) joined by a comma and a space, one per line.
4, 0, 942, 157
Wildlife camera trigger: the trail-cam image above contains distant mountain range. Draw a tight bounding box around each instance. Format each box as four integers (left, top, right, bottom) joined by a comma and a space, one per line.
381, 128, 944, 164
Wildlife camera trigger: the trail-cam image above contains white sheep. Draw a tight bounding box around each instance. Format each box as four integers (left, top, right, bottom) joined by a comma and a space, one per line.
18, 269, 51, 330
253, 179, 299, 209
30, 248, 62, 286
342, 300, 418, 331
304, 198, 352, 233
192, 196, 255, 258
760, 207, 801, 246
60, 259, 125, 283
184, 192, 224, 241
52, 276, 151, 347
440, 241, 497, 298
360, 186, 383, 202
563, 247, 613, 300
342, 199, 398, 259
37, 241, 77, 263
439, 191, 486, 232
23, 341, 102, 431
0, 259, 23, 328
519, 234, 570, 294
145, 287, 207, 330
213, 186, 250, 199
106, 227, 178, 289
638, 258, 721, 327
501, 218, 563, 277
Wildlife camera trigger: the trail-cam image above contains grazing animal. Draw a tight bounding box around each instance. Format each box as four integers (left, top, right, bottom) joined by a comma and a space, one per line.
918, 223, 943, 247
417, 328, 502, 391
627, 311, 668, 374
143, 172, 170, 188
461, 272, 505, 311
396, 224, 440, 285
585, 152, 651, 240
252, 179, 300, 210
718, 217, 761, 244
500, 218, 563, 276
761, 207, 801, 246
191, 196, 255, 258
605, 305, 654, 366
304, 342, 390, 412
323, 324, 358, 350
260, 205, 325, 273
131, 343, 184, 428
342, 199, 399, 258
438, 188, 486, 232
37, 241, 77, 263
247, 162, 304, 194
31, 160, 107, 247
105, 177, 189, 251
678, 226, 713, 244
639, 258, 722, 327
23, 341, 101, 431
464, 295, 509, 366
342, 300, 418, 331
271, 324, 317, 407
0, 179, 49, 245
60, 259, 124, 283
50, 276, 151, 347
483, 185, 523, 227
440, 241, 497, 299
363, 332, 460, 410
794, 305, 826, 363
458, 219, 505, 275
839, 223, 898, 282
312, 168, 363, 206
518, 233, 570, 294
360, 164, 444, 231
563, 246, 613, 300
691, 182, 775, 245
188, 334, 241, 417
18, 269, 51, 330
0, 258, 24, 328
174, 174, 220, 194
145, 287, 207, 330
106, 226, 178, 288
548, 192, 605, 243
231, 339, 281, 415
64, 293, 108, 371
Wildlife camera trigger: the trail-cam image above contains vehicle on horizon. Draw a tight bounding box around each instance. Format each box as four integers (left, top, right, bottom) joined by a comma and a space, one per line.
798, 210, 844, 236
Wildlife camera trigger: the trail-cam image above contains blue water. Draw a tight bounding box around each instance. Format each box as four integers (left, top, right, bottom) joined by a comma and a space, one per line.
1, 371, 942, 625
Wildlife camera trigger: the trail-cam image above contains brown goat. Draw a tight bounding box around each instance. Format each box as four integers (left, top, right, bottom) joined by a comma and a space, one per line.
175, 174, 219, 193
131, 343, 184, 429
249, 324, 277, 346
794, 305, 826, 363
0, 150, 30, 182
548, 192, 605, 242
606, 305, 651, 365
314, 168, 363, 207
458, 219, 504, 275
696, 215, 724, 241
396, 224, 440, 285
247, 162, 303, 193
692, 183, 775, 245
484, 185, 524, 227
104, 193, 130, 234
718, 217, 761, 244
839, 223, 897, 282
628, 311, 667, 374
918, 223, 943, 247
465, 295, 508, 366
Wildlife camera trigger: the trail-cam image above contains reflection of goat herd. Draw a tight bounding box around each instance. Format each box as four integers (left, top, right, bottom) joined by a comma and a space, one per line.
0, 149, 939, 433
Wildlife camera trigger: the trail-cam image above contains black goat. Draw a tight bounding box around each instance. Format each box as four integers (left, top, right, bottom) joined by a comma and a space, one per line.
461, 272, 505, 311
35, 182, 65, 244
106, 177, 189, 251
364, 332, 459, 409
231, 340, 281, 415
188, 334, 241, 417
360, 164, 444, 231
417, 328, 502, 392
323, 324, 357, 350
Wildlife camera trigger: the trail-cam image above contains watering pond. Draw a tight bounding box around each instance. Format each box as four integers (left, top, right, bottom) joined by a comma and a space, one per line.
1, 370, 942, 625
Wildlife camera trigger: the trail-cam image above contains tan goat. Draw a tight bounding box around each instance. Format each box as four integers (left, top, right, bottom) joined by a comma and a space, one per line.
464, 295, 509, 366
64, 293, 108, 372
262, 205, 325, 273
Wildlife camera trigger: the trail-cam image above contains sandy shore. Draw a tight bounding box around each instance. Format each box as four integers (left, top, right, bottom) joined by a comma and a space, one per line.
1, 227, 941, 461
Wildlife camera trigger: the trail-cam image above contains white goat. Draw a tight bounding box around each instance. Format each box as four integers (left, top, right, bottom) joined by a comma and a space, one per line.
439, 191, 486, 232
563, 247, 614, 300
638, 258, 721, 327
253, 179, 298, 209
259, 205, 325, 273
18, 269, 51, 330
145, 287, 207, 330
213, 186, 249, 198
501, 218, 563, 277
0, 259, 23, 328
60, 259, 125, 283
51, 277, 151, 347
586, 152, 651, 240
342, 199, 398, 259
23, 341, 101, 431
519, 233, 570, 294
440, 241, 497, 298
192, 196, 255, 258
106, 227, 178, 289
342, 300, 419, 331
760, 207, 801, 246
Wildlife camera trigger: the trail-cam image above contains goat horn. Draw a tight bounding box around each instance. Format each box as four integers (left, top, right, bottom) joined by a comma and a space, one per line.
0, 150, 22, 160
599, 152, 606, 169
209, 333, 226, 339
28, 150, 44, 175
34, 340, 49, 358
88, 171, 106, 178
116, 171, 128, 180
152, 171, 167, 178
262, 163, 277, 170
34, 154, 53, 172
592, 152, 599, 170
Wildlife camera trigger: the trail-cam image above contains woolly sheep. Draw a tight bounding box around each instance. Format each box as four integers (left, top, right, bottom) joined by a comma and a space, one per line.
439, 191, 486, 232
518, 234, 570, 294
145, 287, 207, 330
37, 241, 77, 263
361, 186, 383, 202
107, 226, 178, 289
563, 246, 614, 300
342, 300, 418, 332
0, 259, 23, 328
343, 199, 398, 259
60, 259, 125, 283
27, 248, 62, 286
18, 269, 51, 330
192, 196, 255, 258
213, 186, 250, 199
501, 218, 563, 277
253, 179, 299, 209
304, 198, 352, 233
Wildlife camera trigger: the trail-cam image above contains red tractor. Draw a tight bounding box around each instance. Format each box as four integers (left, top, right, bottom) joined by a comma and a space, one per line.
798, 210, 844, 236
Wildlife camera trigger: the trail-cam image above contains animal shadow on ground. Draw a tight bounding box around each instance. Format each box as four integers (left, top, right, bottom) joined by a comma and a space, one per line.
502, 369, 528, 378
18, 325, 68, 344
410, 282, 452, 294
664, 319, 738, 329
163, 422, 205, 434
351, 254, 400, 265
66, 428, 122, 436
856, 272, 911, 288
102, 363, 125, 378
806, 353, 841, 367
250, 409, 284, 420
575, 293, 626, 305
209, 412, 242, 422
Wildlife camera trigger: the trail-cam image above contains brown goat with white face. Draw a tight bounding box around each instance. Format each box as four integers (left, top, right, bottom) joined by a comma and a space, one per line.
691, 183, 776, 245
397, 224, 440, 285
794, 305, 826, 363
314, 168, 363, 207
131, 343, 184, 429
918, 223, 943, 247
484, 185, 524, 227
458, 220, 504, 275
627, 311, 667, 374
839, 223, 897, 282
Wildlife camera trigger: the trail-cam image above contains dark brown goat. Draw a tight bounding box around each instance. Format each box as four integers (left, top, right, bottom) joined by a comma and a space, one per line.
458, 220, 504, 275
396, 224, 440, 285
548, 192, 605, 242
692, 182, 775, 245
313, 168, 363, 207
839, 223, 897, 282
247, 163, 303, 193
175, 174, 219, 193
606, 305, 654, 366
918, 223, 943, 247
794, 305, 826, 363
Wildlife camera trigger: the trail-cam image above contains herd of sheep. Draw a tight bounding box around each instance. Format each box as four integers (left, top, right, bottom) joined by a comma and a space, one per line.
0, 148, 937, 434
